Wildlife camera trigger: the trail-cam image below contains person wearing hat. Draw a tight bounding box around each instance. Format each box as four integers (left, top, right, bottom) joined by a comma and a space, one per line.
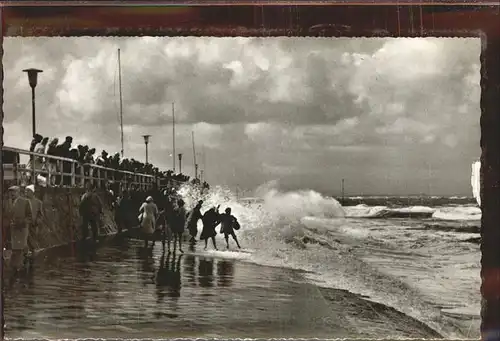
25, 184, 43, 260
27, 134, 43, 183
46, 138, 59, 186
29, 134, 43, 153
6, 185, 33, 273
139, 195, 158, 248
200, 205, 221, 250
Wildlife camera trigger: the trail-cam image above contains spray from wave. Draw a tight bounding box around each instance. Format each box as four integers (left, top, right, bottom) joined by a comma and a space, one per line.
176, 181, 471, 338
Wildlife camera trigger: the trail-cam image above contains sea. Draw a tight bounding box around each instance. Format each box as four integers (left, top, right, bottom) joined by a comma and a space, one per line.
179, 181, 481, 339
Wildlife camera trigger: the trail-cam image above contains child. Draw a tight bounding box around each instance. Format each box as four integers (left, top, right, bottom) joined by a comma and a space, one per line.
218, 207, 241, 250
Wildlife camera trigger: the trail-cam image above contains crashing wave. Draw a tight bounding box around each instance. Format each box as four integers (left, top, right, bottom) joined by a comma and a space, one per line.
176, 181, 471, 338
344, 204, 480, 221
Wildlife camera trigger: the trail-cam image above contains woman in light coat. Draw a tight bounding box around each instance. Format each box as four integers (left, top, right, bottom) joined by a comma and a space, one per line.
46, 138, 59, 185
139, 196, 158, 248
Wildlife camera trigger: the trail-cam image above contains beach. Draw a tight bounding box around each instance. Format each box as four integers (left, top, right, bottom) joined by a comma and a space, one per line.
5, 238, 441, 339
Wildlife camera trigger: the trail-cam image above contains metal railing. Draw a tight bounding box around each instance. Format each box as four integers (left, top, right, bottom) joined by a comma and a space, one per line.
2, 146, 184, 190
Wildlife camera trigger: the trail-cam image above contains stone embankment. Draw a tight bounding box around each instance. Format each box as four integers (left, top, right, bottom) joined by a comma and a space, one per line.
3, 187, 117, 252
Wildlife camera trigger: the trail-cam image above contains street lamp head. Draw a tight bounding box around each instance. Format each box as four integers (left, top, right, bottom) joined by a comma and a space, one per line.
142, 134, 151, 144
23, 68, 43, 88
178, 153, 183, 160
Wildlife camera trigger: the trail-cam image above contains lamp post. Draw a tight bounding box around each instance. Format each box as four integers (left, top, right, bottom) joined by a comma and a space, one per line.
23, 68, 43, 186
142, 135, 151, 164
178, 153, 183, 174
23, 68, 43, 137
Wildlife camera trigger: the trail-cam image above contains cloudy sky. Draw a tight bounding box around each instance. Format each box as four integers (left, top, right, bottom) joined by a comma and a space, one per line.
3, 37, 480, 196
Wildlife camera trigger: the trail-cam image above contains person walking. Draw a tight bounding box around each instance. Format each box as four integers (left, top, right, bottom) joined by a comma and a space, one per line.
200, 205, 221, 250
6, 186, 32, 276
218, 207, 241, 250
46, 138, 59, 186
172, 199, 187, 253
139, 196, 158, 248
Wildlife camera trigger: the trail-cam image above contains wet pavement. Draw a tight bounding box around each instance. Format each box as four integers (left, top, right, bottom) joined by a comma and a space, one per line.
4, 237, 442, 339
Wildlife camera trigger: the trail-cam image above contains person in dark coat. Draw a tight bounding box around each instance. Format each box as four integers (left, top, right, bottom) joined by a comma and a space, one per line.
217, 207, 241, 250
171, 199, 187, 253
56, 136, 73, 185
200, 205, 221, 250
186, 200, 203, 244
79, 183, 102, 242
117, 190, 136, 233
29, 134, 43, 152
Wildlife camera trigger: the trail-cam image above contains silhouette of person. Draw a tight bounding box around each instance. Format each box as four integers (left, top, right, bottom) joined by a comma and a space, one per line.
217, 259, 235, 287
156, 251, 183, 299
217, 207, 241, 249
200, 206, 221, 250
172, 199, 187, 253
186, 200, 203, 244
139, 196, 158, 248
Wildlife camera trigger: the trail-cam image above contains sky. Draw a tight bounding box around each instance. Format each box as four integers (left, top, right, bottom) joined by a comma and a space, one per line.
3, 37, 480, 196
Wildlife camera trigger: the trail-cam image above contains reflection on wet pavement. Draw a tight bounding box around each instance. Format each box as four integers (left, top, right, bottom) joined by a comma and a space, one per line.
4, 238, 443, 339
3, 239, 310, 338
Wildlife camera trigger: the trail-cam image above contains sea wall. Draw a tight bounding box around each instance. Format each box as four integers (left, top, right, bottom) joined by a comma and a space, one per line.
3, 187, 118, 251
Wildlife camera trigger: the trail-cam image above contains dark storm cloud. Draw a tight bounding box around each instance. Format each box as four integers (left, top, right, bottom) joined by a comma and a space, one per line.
3, 37, 481, 195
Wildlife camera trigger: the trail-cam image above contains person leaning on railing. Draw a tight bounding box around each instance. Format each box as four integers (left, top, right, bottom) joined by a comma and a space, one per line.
54, 136, 72, 186
46, 138, 59, 186
26, 134, 42, 183
34, 137, 48, 170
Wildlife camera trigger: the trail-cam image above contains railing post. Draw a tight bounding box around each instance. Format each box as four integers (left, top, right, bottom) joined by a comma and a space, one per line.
80, 164, 85, 187
59, 160, 64, 187
31, 152, 36, 186
13, 153, 18, 185
71, 162, 75, 187
97, 166, 101, 189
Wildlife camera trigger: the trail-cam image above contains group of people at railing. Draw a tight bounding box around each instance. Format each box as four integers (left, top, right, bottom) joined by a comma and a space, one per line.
2, 133, 211, 190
